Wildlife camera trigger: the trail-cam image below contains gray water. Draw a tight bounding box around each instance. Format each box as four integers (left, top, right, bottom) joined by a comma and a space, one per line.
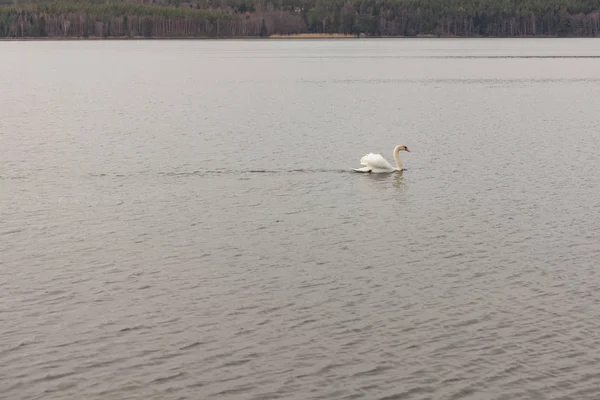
2, 38, 600, 400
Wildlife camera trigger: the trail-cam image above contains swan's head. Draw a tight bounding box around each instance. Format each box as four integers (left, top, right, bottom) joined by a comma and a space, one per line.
397, 145, 410, 152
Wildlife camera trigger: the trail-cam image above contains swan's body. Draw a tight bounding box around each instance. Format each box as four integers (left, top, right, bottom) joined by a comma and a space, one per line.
353, 144, 409, 173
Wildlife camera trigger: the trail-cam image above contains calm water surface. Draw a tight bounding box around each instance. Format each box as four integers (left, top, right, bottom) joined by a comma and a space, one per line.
2, 39, 600, 400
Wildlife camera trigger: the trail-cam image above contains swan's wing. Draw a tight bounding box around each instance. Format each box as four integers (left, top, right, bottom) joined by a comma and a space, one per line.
360, 153, 394, 170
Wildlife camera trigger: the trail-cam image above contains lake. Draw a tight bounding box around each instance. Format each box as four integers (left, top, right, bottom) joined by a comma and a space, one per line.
2, 38, 600, 400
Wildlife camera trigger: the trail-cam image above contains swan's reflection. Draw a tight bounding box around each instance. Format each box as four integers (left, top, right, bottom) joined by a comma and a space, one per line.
393, 170, 405, 188
355, 169, 406, 191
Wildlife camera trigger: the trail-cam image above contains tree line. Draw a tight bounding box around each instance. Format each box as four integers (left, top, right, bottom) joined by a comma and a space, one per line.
1, 0, 599, 38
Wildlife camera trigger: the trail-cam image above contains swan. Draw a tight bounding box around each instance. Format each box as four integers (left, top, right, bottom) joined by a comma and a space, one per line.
353, 144, 410, 173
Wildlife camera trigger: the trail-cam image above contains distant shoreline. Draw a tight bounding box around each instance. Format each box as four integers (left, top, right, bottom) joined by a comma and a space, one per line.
1, 33, 594, 41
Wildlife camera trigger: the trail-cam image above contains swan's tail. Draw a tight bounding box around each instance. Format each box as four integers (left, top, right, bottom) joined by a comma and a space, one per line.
353, 166, 372, 173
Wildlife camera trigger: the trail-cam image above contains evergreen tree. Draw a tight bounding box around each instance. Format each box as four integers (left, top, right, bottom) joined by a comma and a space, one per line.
0, 0, 599, 38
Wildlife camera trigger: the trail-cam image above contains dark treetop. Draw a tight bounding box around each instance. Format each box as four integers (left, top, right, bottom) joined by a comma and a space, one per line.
1, 0, 599, 38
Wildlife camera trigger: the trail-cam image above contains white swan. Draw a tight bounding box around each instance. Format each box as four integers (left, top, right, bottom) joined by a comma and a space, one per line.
353, 144, 410, 173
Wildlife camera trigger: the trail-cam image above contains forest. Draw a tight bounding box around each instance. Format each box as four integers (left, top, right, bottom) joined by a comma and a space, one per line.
1, 0, 600, 38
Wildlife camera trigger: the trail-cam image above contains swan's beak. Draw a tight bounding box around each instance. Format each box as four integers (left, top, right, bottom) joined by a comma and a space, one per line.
405, 148, 410, 152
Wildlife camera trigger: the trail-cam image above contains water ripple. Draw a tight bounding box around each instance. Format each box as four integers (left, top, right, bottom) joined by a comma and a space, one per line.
2, 39, 600, 400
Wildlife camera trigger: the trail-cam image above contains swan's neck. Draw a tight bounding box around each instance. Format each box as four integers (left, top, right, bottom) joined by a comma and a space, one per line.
393, 147, 403, 171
